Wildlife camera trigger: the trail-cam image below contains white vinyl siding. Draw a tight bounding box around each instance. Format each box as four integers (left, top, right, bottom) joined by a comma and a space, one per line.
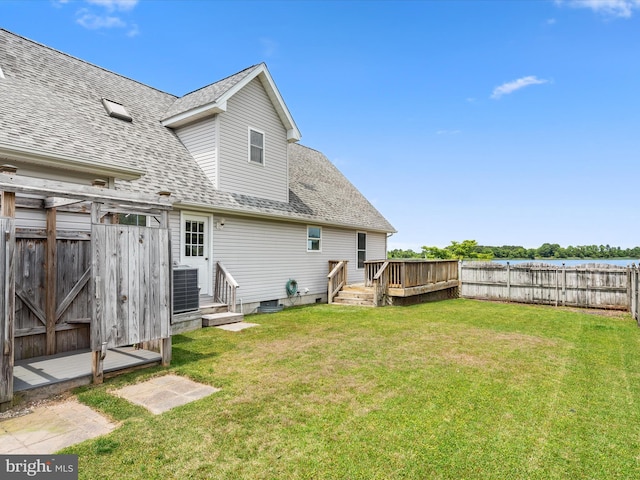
212, 216, 388, 304
14, 208, 92, 232
169, 210, 181, 263
218, 77, 288, 202
174, 117, 218, 188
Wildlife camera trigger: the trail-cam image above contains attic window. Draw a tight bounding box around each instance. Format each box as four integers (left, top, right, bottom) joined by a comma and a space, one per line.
249, 128, 265, 164
102, 98, 132, 122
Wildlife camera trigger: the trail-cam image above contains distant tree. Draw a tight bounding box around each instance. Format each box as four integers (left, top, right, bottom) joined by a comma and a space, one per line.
421, 246, 453, 259
388, 249, 421, 259
421, 240, 493, 260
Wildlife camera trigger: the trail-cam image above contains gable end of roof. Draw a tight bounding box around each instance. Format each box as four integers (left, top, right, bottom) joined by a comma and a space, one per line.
161, 63, 301, 142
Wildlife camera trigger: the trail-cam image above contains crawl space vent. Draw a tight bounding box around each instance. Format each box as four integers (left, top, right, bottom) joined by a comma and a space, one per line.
102, 98, 132, 122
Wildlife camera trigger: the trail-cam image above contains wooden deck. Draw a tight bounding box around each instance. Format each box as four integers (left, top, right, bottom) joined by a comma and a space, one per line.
13, 347, 161, 393
329, 259, 460, 306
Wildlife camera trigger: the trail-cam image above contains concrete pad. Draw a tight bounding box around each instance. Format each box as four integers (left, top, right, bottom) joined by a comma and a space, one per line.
216, 322, 259, 332
0, 399, 116, 454
111, 374, 219, 415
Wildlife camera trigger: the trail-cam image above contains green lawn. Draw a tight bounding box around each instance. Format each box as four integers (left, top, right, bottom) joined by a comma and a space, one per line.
64, 299, 640, 479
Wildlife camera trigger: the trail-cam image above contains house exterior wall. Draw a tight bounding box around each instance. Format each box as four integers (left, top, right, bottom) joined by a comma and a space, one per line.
210, 214, 387, 311
218, 78, 288, 202
174, 117, 218, 188
169, 209, 181, 264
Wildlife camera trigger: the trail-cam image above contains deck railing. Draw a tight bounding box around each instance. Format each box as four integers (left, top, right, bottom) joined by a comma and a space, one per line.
327, 260, 348, 303
214, 262, 239, 312
365, 259, 460, 298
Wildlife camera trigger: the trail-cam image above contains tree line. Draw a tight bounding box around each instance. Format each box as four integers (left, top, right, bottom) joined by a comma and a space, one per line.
388, 240, 640, 261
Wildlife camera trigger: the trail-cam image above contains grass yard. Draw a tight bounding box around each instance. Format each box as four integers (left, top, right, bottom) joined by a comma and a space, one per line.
64, 299, 640, 479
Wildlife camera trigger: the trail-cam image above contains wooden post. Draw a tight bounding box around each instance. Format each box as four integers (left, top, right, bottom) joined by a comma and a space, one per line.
555, 267, 559, 307
506, 262, 511, 302
0, 166, 16, 409
45, 207, 57, 355
161, 337, 171, 367
92, 342, 107, 384
0, 165, 16, 218
562, 263, 566, 306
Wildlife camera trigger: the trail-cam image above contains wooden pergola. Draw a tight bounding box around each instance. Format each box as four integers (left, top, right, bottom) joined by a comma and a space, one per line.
0, 166, 173, 410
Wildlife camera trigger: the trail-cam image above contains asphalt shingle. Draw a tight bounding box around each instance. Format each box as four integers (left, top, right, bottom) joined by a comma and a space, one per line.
0, 29, 394, 233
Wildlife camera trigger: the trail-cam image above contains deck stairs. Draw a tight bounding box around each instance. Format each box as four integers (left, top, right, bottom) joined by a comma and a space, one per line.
332, 284, 376, 307
200, 296, 244, 327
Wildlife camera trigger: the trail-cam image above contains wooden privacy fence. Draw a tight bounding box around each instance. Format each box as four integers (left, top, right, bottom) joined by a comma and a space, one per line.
461, 262, 630, 310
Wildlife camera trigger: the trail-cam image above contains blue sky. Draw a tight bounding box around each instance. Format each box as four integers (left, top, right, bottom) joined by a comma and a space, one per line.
2, 0, 640, 250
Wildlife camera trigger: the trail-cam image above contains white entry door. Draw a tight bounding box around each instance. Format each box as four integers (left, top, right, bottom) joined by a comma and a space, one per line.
182, 214, 211, 296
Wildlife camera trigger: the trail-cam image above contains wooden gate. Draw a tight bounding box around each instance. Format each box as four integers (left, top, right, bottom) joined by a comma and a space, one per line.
0, 217, 15, 404
91, 223, 170, 351
14, 235, 92, 360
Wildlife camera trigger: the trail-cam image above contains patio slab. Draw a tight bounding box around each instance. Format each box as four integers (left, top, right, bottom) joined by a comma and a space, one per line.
0, 399, 116, 454
111, 374, 220, 414
216, 322, 259, 332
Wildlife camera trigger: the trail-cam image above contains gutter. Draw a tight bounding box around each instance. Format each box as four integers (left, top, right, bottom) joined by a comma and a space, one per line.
0, 145, 146, 181
174, 200, 397, 234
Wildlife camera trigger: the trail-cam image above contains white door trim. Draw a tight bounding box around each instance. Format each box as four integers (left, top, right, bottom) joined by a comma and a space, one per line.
180, 212, 213, 296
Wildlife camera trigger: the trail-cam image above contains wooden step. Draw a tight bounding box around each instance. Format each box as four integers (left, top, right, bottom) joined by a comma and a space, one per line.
202, 311, 244, 327
336, 291, 374, 301
332, 297, 375, 307
200, 303, 230, 315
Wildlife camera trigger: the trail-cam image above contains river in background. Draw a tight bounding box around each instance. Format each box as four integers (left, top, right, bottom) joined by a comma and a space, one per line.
484, 259, 640, 267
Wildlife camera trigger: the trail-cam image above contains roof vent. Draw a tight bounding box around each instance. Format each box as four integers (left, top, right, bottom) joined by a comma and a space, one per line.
102, 98, 132, 122
0, 66, 4, 79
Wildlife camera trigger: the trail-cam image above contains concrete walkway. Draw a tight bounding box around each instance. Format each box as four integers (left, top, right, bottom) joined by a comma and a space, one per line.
0, 399, 116, 454
0, 374, 220, 454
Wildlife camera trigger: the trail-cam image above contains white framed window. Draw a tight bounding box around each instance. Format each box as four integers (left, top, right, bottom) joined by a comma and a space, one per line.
184, 219, 206, 257
248, 127, 265, 165
357, 232, 367, 268
307, 226, 322, 252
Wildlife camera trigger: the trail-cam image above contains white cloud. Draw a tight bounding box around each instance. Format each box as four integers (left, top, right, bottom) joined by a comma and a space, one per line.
76, 10, 126, 29
558, 0, 640, 18
546, 17, 557, 25
491, 76, 549, 100
72, 0, 139, 35
87, 0, 138, 11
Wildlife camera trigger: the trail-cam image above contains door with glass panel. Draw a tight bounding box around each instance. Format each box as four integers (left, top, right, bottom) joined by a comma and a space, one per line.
182, 214, 211, 296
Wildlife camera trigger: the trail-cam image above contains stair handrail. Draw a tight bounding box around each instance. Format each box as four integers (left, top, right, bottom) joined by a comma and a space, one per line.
214, 261, 239, 312
371, 261, 390, 307
327, 260, 348, 304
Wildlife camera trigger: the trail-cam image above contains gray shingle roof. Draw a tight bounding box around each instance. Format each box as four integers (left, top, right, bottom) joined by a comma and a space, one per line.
0, 29, 395, 233
161, 65, 260, 120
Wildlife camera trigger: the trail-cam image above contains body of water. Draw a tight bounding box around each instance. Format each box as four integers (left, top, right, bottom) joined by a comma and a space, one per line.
483, 258, 640, 267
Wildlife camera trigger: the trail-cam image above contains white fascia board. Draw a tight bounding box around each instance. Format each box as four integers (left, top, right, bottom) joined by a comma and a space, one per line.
174, 200, 395, 233
0, 145, 145, 180
161, 100, 227, 128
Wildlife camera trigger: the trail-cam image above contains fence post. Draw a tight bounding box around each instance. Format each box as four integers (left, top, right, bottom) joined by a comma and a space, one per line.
506, 262, 511, 302
555, 267, 559, 307
562, 263, 566, 307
